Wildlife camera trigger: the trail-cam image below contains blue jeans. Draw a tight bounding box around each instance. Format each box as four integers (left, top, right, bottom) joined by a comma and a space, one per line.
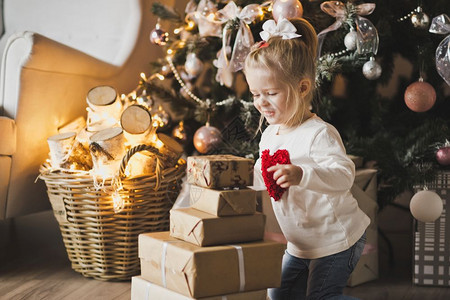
269, 232, 366, 300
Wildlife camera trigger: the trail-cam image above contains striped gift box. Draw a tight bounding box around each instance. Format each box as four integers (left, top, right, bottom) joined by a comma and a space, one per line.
414, 171, 450, 286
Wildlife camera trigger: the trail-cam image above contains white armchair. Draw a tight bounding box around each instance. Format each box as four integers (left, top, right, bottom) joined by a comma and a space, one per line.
0, 0, 171, 219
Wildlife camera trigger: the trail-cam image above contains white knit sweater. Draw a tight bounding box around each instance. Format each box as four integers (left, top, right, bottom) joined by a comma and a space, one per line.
254, 114, 370, 259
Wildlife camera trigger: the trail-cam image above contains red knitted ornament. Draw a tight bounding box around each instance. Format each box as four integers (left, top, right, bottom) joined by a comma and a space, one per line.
261, 149, 291, 201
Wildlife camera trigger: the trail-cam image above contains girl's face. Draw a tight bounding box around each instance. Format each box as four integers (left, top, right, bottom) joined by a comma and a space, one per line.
245, 67, 290, 127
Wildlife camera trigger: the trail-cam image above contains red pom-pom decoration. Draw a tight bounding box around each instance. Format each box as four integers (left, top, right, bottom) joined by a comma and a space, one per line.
261, 149, 291, 201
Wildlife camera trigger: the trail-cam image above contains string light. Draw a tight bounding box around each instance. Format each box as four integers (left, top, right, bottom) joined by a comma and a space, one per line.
319, 48, 351, 62
166, 56, 253, 108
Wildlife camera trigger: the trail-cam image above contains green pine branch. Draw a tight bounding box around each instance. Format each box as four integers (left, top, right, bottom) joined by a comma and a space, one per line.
151, 2, 182, 23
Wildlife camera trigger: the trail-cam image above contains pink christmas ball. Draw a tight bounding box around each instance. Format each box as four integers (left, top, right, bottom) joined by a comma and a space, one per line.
193, 125, 222, 154
272, 0, 303, 22
436, 146, 450, 166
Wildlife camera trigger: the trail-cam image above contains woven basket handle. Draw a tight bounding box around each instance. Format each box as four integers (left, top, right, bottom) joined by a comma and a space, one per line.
119, 145, 164, 188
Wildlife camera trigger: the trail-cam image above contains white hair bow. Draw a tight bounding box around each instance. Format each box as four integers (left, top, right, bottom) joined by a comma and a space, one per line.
259, 17, 302, 41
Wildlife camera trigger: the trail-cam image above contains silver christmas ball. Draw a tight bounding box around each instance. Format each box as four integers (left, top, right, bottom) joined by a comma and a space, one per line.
362, 58, 382, 80
410, 190, 443, 222
344, 30, 357, 50
184, 53, 203, 77
410, 8, 430, 29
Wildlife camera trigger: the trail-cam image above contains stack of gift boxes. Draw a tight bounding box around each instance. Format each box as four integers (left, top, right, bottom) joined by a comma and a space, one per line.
132, 155, 285, 299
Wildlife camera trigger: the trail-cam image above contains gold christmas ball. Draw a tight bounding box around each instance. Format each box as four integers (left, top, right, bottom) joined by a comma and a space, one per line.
404, 80, 436, 112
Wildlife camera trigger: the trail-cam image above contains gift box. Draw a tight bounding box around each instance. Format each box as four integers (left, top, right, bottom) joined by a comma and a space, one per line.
131, 276, 268, 300
413, 171, 450, 286
347, 168, 379, 287
170, 207, 265, 246
190, 185, 257, 216
187, 155, 253, 189
139, 231, 285, 298
257, 168, 379, 286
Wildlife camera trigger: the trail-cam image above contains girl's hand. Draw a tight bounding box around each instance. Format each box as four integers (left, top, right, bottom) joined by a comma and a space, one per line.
267, 164, 303, 188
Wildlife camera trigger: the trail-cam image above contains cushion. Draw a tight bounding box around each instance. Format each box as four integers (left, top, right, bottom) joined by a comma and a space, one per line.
0, 116, 16, 155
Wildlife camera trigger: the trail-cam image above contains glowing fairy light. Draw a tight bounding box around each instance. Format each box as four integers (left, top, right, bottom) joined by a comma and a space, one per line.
155, 73, 165, 81
112, 190, 124, 213
186, 20, 195, 30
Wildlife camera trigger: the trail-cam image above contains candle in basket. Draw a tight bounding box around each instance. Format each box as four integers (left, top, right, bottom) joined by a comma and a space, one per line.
86, 85, 122, 132
120, 104, 155, 147
154, 133, 184, 168
89, 127, 126, 178
47, 132, 76, 168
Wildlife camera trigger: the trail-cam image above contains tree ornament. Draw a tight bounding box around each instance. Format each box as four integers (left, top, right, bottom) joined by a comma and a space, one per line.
344, 28, 357, 50
272, 0, 303, 23
317, 2, 378, 58
150, 23, 169, 46
193, 123, 222, 154
410, 190, 443, 222
184, 53, 204, 77
172, 121, 189, 145
410, 6, 430, 29
151, 105, 170, 129
436, 142, 450, 166
404, 78, 436, 112
429, 14, 450, 87
362, 57, 382, 80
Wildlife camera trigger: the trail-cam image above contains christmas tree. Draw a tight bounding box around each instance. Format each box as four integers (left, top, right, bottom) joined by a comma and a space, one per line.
126, 0, 450, 209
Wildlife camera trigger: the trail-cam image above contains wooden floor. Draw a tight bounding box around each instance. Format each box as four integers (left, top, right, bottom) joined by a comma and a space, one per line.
1, 211, 450, 300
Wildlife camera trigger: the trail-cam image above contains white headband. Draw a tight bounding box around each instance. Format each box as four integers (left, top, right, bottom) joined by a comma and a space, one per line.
259, 17, 302, 41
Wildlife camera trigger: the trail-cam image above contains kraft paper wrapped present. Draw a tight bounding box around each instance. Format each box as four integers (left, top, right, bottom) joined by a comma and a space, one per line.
187, 155, 253, 189
131, 276, 268, 300
170, 207, 265, 246
139, 231, 285, 298
413, 171, 450, 287
347, 168, 378, 287
257, 168, 379, 286
190, 185, 257, 216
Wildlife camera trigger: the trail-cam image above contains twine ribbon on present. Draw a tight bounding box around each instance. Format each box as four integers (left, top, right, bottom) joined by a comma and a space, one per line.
317, 1, 378, 57
158, 242, 245, 295
429, 14, 450, 86
214, 1, 261, 87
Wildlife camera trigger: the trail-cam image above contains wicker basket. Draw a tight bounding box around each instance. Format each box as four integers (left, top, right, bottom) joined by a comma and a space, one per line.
39, 144, 186, 281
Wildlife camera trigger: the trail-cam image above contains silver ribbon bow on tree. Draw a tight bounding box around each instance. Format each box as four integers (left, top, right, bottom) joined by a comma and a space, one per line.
213, 1, 261, 87
317, 1, 378, 57
429, 14, 450, 86
260, 18, 302, 41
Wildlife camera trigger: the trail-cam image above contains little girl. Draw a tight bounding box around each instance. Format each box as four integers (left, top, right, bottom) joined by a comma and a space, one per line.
244, 18, 370, 300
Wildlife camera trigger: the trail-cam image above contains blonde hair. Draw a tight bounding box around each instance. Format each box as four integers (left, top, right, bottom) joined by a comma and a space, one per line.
244, 18, 318, 130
